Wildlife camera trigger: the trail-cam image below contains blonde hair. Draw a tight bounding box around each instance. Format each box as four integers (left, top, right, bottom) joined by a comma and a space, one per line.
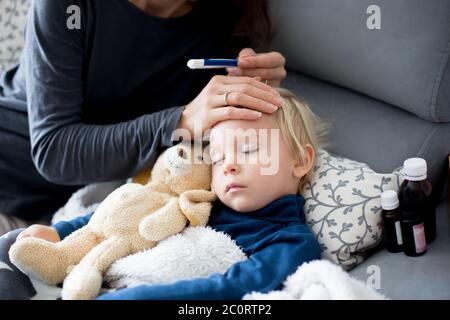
273, 88, 329, 194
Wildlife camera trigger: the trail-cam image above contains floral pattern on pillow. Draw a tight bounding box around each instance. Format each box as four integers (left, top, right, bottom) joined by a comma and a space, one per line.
0, 0, 30, 73
303, 149, 404, 270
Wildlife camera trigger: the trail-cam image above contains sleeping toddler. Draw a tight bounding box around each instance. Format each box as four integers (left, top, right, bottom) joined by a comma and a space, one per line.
16, 88, 327, 300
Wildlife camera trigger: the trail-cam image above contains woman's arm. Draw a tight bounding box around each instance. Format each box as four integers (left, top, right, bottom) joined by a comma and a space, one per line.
24, 0, 183, 185
25, 1, 284, 186
96, 224, 321, 300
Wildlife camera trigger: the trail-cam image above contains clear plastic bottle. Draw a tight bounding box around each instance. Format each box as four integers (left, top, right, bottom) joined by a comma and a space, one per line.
381, 190, 403, 253
398, 158, 436, 256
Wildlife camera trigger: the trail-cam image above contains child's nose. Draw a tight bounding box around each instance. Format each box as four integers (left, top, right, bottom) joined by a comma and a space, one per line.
223, 163, 240, 175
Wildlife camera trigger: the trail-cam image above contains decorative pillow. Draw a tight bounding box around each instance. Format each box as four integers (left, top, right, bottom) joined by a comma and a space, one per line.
0, 0, 30, 73
303, 149, 404, 270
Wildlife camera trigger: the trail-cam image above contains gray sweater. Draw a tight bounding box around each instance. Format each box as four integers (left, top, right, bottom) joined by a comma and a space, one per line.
0, 0, 235, 219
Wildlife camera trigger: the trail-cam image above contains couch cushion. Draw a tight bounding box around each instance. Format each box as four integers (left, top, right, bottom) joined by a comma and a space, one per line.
270, 0, 450, 123
283, 71, 450, 197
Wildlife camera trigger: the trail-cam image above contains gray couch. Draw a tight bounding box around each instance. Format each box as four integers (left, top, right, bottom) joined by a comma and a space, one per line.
270, 0, 450, 299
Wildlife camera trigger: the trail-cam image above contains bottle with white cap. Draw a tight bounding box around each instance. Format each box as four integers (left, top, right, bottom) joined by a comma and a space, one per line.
381, 190, 403, 253
398, 158, 436, 256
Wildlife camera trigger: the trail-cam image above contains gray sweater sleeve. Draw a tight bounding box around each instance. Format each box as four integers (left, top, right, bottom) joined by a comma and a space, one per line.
23, 0, 184, 185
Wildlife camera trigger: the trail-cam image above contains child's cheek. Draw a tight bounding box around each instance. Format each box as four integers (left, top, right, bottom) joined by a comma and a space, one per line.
211, 170, 224, 194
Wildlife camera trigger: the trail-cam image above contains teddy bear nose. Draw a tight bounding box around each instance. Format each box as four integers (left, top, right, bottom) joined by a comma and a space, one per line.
177, 148, 188, 159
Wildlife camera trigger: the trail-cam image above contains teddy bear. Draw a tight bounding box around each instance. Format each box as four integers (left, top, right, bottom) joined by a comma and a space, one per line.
9, 141, 216, 300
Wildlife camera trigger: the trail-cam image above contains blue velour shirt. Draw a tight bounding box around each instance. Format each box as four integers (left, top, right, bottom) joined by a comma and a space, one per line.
53, 194, 321, 300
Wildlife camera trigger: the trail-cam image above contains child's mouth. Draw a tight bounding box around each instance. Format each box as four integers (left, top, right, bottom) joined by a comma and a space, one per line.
225, 183, 246, 193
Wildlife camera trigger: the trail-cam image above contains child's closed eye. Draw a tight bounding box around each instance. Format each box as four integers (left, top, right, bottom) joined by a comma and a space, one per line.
243, 147, 259, 154
211, 153, 225, 166
241, 142, 259, 154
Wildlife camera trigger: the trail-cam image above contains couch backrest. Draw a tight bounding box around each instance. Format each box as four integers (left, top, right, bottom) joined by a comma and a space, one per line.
270, 0, 450, 123
0, 0, 31, 74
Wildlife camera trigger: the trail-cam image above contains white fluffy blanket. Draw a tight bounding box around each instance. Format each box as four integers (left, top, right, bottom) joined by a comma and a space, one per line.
104, 226, 247, 289
244, 259, 387, 300
48, 182, 386, 300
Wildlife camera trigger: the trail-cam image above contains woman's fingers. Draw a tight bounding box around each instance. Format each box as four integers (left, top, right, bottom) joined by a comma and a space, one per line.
208, 75, 282, 112
221, 83, 284, 108
227, 67, 287, 82
227, 50, 287, 86
238, 48, 257, 60
208, 92, 277, 114
226, 92, 280, 113
212, 75, 277, 94
180, 72, 284, 136
238, 51, 286, 69
209, 106, 262, 126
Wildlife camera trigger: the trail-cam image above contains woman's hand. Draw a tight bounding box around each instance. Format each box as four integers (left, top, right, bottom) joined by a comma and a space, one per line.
178, 75, 284, 137
16, 224, 60, 243
227, 48, 287, 87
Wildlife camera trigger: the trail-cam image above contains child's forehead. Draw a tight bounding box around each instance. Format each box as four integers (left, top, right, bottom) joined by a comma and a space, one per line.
210, 114, 277, 139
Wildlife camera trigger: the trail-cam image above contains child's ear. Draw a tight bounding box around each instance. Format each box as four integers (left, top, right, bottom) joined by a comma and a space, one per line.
292, 144, 315, 178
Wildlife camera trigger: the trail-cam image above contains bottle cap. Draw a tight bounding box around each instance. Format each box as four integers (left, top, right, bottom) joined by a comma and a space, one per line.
381, 190, 399, 210
403, 158, 427, 181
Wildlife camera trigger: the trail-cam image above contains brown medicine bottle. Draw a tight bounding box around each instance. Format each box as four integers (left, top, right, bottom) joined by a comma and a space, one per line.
381, 190, 403, 253
398, 158, 435, 257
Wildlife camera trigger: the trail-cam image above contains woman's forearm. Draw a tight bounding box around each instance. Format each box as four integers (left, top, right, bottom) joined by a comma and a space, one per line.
30, 106, 184, 185
23, 0, 184, 185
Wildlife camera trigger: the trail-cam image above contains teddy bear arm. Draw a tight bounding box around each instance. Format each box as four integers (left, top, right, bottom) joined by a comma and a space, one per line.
179, 190, 217, 226
138, 197, 188, 242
